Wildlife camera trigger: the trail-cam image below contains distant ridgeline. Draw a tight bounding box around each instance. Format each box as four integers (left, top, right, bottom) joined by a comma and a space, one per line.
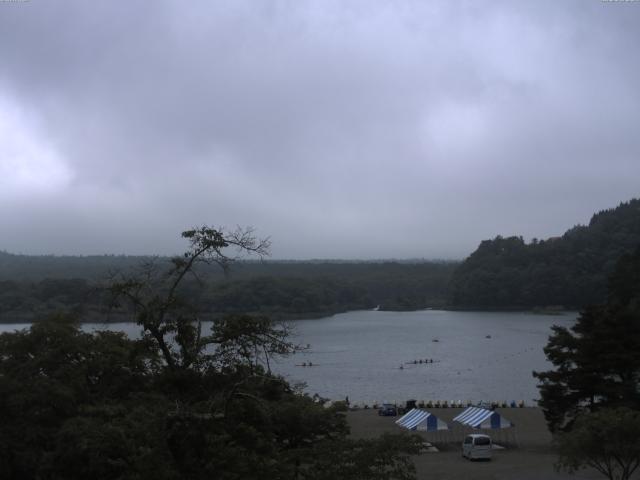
0, 254, 456, 322
3, 198, 638, 321
450, 198, 640, 310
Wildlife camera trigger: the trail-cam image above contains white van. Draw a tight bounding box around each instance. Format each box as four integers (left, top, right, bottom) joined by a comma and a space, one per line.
462, 434, 492, 460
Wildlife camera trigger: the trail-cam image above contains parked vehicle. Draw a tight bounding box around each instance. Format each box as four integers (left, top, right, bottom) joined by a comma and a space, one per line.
462, 434, 492, 460
378, 403, 398, 416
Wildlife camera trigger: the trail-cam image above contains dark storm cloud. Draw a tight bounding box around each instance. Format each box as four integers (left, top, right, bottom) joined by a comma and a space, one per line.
0, 0, 639, 258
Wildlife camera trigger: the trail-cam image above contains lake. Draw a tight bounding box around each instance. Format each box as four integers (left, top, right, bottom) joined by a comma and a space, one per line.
0, 309, 575, 405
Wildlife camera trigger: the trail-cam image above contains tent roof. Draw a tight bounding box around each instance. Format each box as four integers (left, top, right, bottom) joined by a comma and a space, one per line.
453, 407, 512, 429
395, 408, 449, 431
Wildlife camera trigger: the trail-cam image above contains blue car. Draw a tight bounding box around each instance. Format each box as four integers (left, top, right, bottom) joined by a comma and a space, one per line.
378, 403, 398, 416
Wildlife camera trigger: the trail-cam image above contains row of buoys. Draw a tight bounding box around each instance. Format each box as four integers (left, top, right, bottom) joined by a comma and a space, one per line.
488, 400, 527, 408
418, 400, 468, 408
319, 399, 529, 410
460, 346, 539, 373
297, 362, 315, 367
365, 399, 527, 409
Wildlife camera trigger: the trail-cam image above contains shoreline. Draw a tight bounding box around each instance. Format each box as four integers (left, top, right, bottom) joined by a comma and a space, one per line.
0, 306, 576, 325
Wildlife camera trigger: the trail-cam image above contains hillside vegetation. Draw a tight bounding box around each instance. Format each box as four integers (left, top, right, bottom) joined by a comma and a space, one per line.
450, 198, 640, 309
0, 257, 456, 322
2, 198, 639, 321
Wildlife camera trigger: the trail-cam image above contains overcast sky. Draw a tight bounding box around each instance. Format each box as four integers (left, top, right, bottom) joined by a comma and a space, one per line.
0, 0, 639, 259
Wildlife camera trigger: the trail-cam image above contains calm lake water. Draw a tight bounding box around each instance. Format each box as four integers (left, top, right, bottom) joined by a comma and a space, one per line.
0, 310, 575, 405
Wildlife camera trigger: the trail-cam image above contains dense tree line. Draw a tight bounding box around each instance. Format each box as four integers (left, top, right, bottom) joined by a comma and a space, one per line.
0, 260, 455, 323
450, 198, 640, 309
3, 198, 639, 320
0, 251, 145, 282
201, 262, 454, 317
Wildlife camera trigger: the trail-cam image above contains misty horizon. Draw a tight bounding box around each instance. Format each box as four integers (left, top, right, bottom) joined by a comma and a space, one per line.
1, 1, 639, 259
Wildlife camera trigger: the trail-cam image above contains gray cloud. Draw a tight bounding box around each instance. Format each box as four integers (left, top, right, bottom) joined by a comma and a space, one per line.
0, 0, 639, 258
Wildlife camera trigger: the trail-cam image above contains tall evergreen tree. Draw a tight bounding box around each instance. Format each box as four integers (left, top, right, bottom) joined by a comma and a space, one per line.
534, 246, 640, 432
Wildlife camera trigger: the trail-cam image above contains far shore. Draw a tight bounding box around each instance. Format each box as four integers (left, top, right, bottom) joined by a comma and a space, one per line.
0, 306, 577, 325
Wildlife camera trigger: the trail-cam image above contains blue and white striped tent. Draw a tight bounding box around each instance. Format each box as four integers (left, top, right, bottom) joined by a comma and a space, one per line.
395, 408, 449, 431
453, 407, 512, 429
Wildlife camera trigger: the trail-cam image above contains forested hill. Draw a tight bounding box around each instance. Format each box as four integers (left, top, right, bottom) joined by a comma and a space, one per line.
0, 255, 456, 322
450, 198, 640, 309
0, 252, 146, 282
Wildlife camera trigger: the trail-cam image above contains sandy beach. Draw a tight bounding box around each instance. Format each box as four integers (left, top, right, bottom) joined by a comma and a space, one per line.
347, 408, 621, 480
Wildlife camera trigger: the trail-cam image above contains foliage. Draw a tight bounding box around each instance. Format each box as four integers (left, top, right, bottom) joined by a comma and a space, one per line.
0, 227, 422, 479
0, 260, 456, 323
555, 408, 640, 480
302, 434, 422, 480
0, 316, 165, 479
108, 225, 271, 370
533, 246, 640, 432
0, 315, 421, 479
451, 198, 640, 309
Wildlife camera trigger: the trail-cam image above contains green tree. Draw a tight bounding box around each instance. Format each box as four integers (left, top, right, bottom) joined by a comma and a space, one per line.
533, 247, 640, 432
304, 434, 421, 480
1, 227, 422, 480
0, 315, 421, 479
451, 198, 640, 309
109, 225, 271, 370
555, 408, 640, 480
0, 316, 166, 479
